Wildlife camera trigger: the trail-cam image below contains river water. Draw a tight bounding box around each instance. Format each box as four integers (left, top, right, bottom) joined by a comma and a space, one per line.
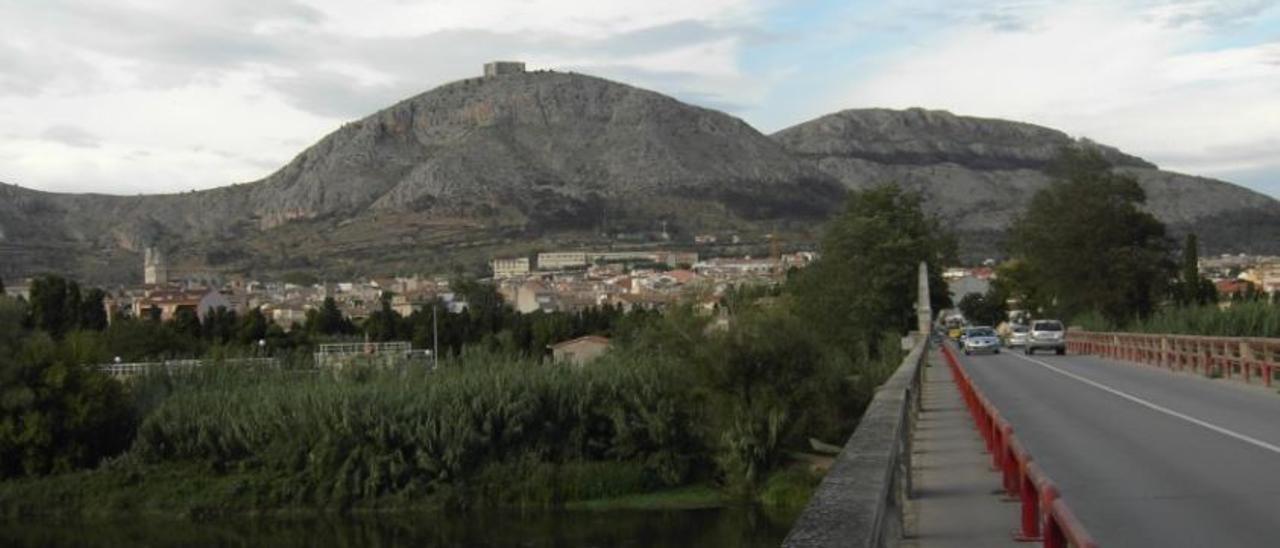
1, 506, 793, 547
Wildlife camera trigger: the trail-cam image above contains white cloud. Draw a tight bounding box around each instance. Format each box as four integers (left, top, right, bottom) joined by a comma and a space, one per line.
0, 0, 1276, 199
836, 1, 1280, 193
0, 0, 771, 194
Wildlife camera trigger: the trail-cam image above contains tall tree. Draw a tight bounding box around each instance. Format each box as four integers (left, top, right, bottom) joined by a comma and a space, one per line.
28, 275, 70, 337
363, 292, 402, 342
790, 184, 955, 359
0, 276, 5, 296
310, 296, 353, 336
202, 306, 238, 344
63, 281, 82, 332
958, 290, 1006, 327
1006, 148, 1172, 324
170, 307, 203, 339
236, 307, 269, 345
1175, 234, 1216, 307
79, 288, 109, 331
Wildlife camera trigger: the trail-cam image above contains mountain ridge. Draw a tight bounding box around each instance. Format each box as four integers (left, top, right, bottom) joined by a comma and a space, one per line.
2, 70, 1276, 282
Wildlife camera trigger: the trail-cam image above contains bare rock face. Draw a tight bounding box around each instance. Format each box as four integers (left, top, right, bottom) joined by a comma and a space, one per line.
773, 108, 1280, 259
0, 71, 843, 283
244, 71, 840, 225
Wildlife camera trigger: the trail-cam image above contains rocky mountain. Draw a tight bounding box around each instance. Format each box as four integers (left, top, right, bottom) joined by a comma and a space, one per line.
2, 74, 1277, 284
0, 70, 842, 283
772, 108, 1280, 260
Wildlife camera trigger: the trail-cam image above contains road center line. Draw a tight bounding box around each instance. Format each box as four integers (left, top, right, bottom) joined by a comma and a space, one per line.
1006, 352, 1280, 456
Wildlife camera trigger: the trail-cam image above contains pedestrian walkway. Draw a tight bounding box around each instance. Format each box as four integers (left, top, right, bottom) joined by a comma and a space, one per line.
901, 351, 1020, 548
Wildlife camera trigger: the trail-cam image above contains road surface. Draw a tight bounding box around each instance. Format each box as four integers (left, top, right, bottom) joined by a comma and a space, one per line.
954, 347, 1280, 547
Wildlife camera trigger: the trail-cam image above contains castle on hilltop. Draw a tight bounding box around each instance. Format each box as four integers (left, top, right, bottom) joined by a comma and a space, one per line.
483, 61, 525, 77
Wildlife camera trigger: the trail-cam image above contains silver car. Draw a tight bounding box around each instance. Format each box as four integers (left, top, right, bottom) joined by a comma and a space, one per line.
1006, 325, 1029, 348
963, 327, 1001, 355
1025, 320, 1066, 355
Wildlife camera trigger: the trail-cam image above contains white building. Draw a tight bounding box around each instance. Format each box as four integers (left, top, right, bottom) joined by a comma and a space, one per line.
491, 257, 531, 279
537, 252, 589, 270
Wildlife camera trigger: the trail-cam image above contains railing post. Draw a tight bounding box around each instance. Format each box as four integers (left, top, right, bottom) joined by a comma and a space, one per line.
1015, 463, 1041, 541
1241, 340, 1255, 385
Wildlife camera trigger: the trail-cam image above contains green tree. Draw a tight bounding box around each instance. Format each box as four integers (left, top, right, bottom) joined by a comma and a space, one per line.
1174, 234, 1217, 307
1006, 148, 1172, 324
309, 296, 353, 336
236, 307, 269, 345
79, 288, 109, 331
0, 275, 5, 295
958, 290, 1006, 327
990, 259, 1045, 315
790, 184, 954, 359
0, 330, 134, 479
102, 317, 195, 361
693, 305, 836, 489
28, 275, 71, 337
63, 281, 82, 333
169, 307, 203, 339
202, 306, 238, 344
363, 292, 402, 342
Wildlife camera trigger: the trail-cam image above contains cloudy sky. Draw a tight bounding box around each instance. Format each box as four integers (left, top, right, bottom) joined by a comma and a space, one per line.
2, 0, 1278, 197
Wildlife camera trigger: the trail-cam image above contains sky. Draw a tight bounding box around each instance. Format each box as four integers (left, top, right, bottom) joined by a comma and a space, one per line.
1, 0, 1277, 198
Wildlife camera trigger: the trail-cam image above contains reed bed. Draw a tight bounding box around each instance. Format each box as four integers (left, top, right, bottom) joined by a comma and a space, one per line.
129, 350, 704, 508
1074, 302, 1280, 338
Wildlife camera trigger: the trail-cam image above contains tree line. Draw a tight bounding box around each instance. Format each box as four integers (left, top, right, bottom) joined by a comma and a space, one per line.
955, 147, 1269, 330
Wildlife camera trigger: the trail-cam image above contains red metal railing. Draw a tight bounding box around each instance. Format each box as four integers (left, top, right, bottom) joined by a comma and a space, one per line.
940, 344, 1099, 548
1067, 331, 1280, 387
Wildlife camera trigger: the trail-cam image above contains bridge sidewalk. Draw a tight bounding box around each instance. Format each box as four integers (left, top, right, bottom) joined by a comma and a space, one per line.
901, 351, 1020, 548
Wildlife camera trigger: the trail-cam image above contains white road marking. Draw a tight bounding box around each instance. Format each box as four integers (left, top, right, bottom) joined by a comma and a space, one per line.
1005, 352, 1280, 456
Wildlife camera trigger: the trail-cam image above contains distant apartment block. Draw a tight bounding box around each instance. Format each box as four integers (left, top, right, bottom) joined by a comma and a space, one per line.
535, 250, 698, 270
483, 61, 526, 77
491, 257, 531, 279
537, 252, 589, 270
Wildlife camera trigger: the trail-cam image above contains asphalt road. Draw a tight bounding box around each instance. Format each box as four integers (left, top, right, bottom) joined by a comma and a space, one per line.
953, 346, 1280, 548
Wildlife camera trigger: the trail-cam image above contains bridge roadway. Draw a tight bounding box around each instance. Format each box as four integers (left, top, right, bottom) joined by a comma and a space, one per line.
954, 347, 1280, 547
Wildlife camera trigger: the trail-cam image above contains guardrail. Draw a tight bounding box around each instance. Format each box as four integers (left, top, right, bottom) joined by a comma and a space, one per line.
98, 357, 279, 378
1067, 331, 1280, 387
782, 333, 928, 548
941, 344, 1098, 548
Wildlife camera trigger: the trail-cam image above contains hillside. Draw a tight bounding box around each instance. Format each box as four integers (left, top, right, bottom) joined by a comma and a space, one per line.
0, 70, 842, 283
772, 108, 1280, 260
3, 78, 1278, 283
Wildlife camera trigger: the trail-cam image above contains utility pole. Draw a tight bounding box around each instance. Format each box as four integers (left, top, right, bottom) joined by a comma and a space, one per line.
432, 303, 439, 370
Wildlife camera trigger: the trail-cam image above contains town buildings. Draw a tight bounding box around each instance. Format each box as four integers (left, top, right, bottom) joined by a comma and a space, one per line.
491, 257, 531, 279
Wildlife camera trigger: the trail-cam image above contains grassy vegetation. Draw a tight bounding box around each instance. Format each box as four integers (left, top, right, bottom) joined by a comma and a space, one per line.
0, 305, 905, 518
1074, 302, 1280, 338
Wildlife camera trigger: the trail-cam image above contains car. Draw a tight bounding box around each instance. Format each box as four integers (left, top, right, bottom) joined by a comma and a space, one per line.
1025, 320, 1066, 355
963, 327, 1001, 355
1006, 325, 1029, 348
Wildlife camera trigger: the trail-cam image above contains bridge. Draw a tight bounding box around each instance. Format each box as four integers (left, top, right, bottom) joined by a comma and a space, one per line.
784, 265, 1280, 547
